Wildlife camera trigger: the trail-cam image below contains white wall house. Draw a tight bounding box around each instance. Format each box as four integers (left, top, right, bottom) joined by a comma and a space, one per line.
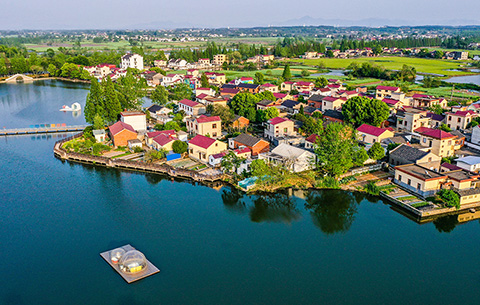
456, 156, 480, 172
120, 111, 147, 131
121, 53, 144, 70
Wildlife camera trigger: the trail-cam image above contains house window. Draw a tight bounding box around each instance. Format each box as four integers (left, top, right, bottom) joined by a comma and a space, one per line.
407, 179, 411, 186
213, 132, 217, 137
448, 116, 452, 121
423, 138, 427, 143
398, 175, 402, 181
212, 124, 217, 129
417, 183, 421, 190
458, 118, 461, 123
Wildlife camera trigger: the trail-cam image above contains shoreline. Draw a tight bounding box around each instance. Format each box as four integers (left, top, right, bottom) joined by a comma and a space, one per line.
0, 76, 91, 84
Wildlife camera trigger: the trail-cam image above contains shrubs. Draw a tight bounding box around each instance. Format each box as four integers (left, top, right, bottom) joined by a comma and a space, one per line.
364, 181, 379, 195
437, 189, 460, 209
172, 140, 187, 154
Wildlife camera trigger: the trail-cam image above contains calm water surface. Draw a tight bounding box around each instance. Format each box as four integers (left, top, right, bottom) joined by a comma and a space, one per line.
445, 74, 480, 86
1, 81, 480, 305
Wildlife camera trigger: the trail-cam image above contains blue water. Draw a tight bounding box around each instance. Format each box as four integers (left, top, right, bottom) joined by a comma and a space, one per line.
1, 81, 480, 305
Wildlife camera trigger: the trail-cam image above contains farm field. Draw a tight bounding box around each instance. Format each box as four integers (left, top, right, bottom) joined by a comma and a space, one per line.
286, 56, 475, 76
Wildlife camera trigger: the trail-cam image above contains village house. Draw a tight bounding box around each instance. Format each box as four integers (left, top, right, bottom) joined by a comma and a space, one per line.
145, 130, 177, 148
147, 105, 172, 118
213, 54, 227, 66
426, 112, 445, 128
256, 99, 277, 110
198, 58, 211, 67
264, 117, 296, 141
121, 53, 144, 70
259, 83, 279, 93
293, 81, 315, 93
168, 59, 188, 70
154, 59, 167, 67
228, 133, 270, 156
305, 134, 320, 150
383, 98, 405, 111
259, 143, 315, 173
237, 83, 260, 94
95, 64, 116, 79
323, 110, 345, 124
108, 121, 138, 147
280, 99, 301, 114
203, 96, 228, 108
188, 134, 227, 163
456, 156, 480, 172
394, 163, 480, 205
178, 99, 207, 117
151, 133, 175, 151
281, 81, 295, 92
396, 108, 430, 132
186, 115, 222, 138
232, 115, 250, 130
375, 86, 401, 99
161, 74, 184, 87
320, 96, 347, 111
195, 87, 215, 96
445, 111, 477, 130
389, 144, 441, 170
357, 124, 394, 144
204, 72, 226, 85
415, 127, 457, 157
93, 129, 106, 142
120, 111, 146, 131
411, 94, 448, 108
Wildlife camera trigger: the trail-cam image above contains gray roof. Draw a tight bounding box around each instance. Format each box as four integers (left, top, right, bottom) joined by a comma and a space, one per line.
390, 144, 429, 162
450, 130, 465, 139
456, 156, 480, 165
257, 99, 275, 106
271, 143, 313, 159
233, 133, 263, 147
308, 94, 324, 102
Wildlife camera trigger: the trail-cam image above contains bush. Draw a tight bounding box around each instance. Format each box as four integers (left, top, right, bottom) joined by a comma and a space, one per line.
364, 181, 379, 195
437, 189, 460, 209
133, 146, 144, 153
172, 140, 187, 154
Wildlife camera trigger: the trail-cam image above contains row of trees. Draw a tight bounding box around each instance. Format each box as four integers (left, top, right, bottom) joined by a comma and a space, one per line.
347, 62, 417, 82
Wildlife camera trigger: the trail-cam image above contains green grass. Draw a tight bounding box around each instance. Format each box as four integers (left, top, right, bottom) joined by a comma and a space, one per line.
409, 84, 478, 99
411, 202, 431, 208
286, 56, 476, 76
397, 195, 418, 201
427, 47, 480, 56
111, 152, 132, 159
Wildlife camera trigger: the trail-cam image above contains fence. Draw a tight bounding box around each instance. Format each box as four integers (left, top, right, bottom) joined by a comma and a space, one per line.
348, 163, 384, 176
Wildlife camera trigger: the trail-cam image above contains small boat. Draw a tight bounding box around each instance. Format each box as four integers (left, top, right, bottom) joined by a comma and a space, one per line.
59, 102, 81, 112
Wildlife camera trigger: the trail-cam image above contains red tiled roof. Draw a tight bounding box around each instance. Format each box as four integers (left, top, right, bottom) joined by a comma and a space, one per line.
189, 134, 217, 149
412, 93, 435, 99
241, 77, 254, 80
383, 98, 401, 105
109, 121, 136, 136
306, 134, 320, 143
196, 87, 211, 91
441, 162, 463, 171
295, 81, 313, 86
146, 129, 176, 139
196, 93, 209, 99
357, 124, 390, 137
268, 117, 290, 125
323, 96, 340, 102
450, 110, 475, 117
234, 147, 251, 154
284, 81, 295, 84
153, 134, 174, 146
377, 86, 400, 91
261, 83, 276, 87
416, 127, 455, 139
318, 88, 331, 92
179, 99, 201, 107
273, 93, 287, 99
327, 84, 341, 88
196, 115, 221, 123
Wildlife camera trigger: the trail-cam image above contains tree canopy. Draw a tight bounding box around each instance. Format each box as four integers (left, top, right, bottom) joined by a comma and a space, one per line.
342, 96, 390, 127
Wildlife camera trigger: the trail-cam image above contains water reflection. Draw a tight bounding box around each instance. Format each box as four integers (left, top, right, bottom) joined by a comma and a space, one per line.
221, 188, 246, 213
433, 215, 458, 233
305, 190, 358, 234
249, 194, 301, 224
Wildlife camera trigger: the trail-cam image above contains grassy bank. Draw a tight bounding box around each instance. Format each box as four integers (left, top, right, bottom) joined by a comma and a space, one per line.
286, 56, 475, 76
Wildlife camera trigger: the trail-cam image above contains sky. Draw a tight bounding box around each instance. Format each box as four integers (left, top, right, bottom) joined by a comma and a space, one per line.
1, 0, 479, 30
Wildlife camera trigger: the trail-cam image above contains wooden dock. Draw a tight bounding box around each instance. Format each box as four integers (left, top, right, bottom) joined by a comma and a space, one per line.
100, 244, 160, 283
0, 125, 88, 136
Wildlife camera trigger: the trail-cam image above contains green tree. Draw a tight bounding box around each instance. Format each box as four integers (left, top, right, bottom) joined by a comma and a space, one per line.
102, 76, 122, 124
200, 74, 209, 88
164, 121, 181, 131
439, 123, 452, 132
314, 123, 358, 177
301, 69, 311, 77
250, 159, 270, 177
264, 107, 279, 120
115, 72, 146, 109
212, 105, 235, 126
172, 140, 188, 154
229, 92, 259, 117
254, 72, 264, 85
256, 90, 275, 101
221, 151, 244, 177
314, 77, 328, 88
151, 85, 169, 105
367, 142, 385, 160
84, 80, 105, 124
353, 148, 369, 167
170, 83, 193, 101
437, 189, 460, 209
93, 113, 104, 130
282, 64, 292, 80
342, 96, 390, 127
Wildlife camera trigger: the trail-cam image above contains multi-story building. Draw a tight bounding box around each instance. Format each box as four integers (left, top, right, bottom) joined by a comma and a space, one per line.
188, 135, 227, 163
396, 108, 430, 132
375, 86, 401, 99
178, 99, 206, 117
416, 127, 457, 157
120, 111, 146, 131
186, 115, 222, 138
264, 117, 296, 141
213, 54, 227, 66
120, 53, 144, 70
446, 111, 477, 130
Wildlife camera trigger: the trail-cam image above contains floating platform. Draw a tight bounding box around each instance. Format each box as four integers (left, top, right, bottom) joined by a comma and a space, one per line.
100, 244, 160, 283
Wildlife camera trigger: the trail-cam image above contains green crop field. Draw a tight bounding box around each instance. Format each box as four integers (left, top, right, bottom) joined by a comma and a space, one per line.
286, 56, 475, 76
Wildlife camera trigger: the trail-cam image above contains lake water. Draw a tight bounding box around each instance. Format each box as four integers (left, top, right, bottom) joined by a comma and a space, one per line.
445, 74, 480, 86
1, 81, 480, 305
311, 69, 345, 77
